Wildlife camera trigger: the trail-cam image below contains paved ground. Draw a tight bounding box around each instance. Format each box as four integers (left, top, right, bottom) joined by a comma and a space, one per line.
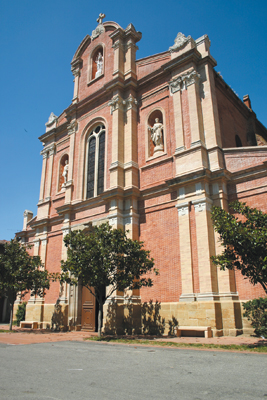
0, 340, 266, 400
0, 323, 266, 348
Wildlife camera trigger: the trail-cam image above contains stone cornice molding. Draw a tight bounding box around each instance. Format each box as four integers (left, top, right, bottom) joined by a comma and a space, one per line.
169, 32, 196, 53
123, 161, 139, 170
109, 160, 124, 171
138, 48, 201, 89
169, 69, 200, 94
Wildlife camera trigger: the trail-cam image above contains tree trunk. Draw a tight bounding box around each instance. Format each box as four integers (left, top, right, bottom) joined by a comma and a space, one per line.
9, 302, 14, 331
98, 298, 103, 338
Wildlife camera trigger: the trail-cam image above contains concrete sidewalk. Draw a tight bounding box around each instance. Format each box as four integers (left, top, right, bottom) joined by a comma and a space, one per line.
1, 323, 266, 348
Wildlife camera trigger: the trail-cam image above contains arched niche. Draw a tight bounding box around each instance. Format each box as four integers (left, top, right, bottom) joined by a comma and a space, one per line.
147, 110, 164, 157
91, 46, 104, 81
58, 154, 69, 191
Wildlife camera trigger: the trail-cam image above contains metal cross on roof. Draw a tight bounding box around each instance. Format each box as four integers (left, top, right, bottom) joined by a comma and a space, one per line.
97, 13, 105, 25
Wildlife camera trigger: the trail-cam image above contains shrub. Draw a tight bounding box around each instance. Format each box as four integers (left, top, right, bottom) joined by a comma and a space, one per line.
15, 302, 27, 327
243, 297, 267, 337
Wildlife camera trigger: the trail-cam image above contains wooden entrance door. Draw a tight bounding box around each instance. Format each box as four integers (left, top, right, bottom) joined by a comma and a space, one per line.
81, 286, 96, 331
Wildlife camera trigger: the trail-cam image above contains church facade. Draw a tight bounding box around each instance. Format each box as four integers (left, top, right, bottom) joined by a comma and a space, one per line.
17, 15, 267, 336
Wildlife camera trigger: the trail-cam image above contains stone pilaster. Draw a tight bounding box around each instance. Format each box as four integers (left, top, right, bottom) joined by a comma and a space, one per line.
124, 24, 141, 80
44, 143, 56, 200
59, 226, 70, 305
212, 182, 238, 297
39, 151, 48, 201
172, 89, 185, 153
192, 197, 218, 299
23, 210, 33, 230
124, 94, 138, 188
71, 66, 80, 104
186, 71, 205, 147
108, 94, 124, 188
64, 120, 77, 203
111, 30, 125, 79
169, 70, 204, 147
40, 238, 47, 266
201, 63, 224, 171
176, 202, 195, 301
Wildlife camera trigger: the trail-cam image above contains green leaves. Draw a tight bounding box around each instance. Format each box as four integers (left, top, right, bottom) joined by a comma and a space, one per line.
60, 223, 156, 303
211, 202, 267, 294
243, 298, 267, 337
0, 239, 54, 303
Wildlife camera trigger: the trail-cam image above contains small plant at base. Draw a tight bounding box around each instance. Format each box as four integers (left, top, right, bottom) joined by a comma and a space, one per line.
243, 297, 267, 338
15, 302, 27, 327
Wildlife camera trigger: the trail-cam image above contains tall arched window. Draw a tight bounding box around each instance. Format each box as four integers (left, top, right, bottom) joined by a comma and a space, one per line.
86, 124, 106, 198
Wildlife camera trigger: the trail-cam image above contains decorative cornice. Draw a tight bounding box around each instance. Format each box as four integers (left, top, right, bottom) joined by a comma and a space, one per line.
169, 69, 200, 94
169, 32, 196, 53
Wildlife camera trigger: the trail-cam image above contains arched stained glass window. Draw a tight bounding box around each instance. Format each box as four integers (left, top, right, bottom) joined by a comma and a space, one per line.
97, 131, 105, 195
86, 125, 105, 199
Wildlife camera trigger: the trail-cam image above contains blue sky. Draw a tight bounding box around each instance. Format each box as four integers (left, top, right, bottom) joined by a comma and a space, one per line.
0, 0, 266, 240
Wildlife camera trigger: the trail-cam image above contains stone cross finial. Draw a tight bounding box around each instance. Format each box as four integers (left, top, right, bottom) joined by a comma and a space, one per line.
97, 13, 105, 24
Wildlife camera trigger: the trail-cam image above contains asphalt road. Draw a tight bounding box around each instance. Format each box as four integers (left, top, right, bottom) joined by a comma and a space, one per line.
0, 341, 266, 400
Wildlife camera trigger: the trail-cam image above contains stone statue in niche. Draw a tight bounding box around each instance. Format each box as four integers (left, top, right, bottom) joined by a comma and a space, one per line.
62, 160, 69, 187
149, 118, 164, 154
95, 53, 103, 78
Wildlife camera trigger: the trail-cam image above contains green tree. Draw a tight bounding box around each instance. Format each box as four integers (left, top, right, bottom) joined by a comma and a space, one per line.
61, 223, 157, 337
211, 201, 267, 294
0, 239, 55, 330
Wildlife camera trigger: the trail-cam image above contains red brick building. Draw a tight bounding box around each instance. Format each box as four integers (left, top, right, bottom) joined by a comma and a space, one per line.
17, 15, 267, 335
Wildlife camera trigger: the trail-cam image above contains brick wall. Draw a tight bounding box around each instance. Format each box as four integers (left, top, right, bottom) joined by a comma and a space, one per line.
139, 199, 181, 303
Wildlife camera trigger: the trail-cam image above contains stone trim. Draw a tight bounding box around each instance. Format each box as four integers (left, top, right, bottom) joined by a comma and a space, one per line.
192, 197, 213, 212
176, 201, 189, 216
169, 69, 200, 94
108, 94, 138, 114
67, 120, 78, 136
108, 95, 124, 114
169, 32, 196, 53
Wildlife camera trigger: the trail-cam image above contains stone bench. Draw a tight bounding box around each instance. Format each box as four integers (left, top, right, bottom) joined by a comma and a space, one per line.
20, 321, 39, 329
175, 326, 212, 338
